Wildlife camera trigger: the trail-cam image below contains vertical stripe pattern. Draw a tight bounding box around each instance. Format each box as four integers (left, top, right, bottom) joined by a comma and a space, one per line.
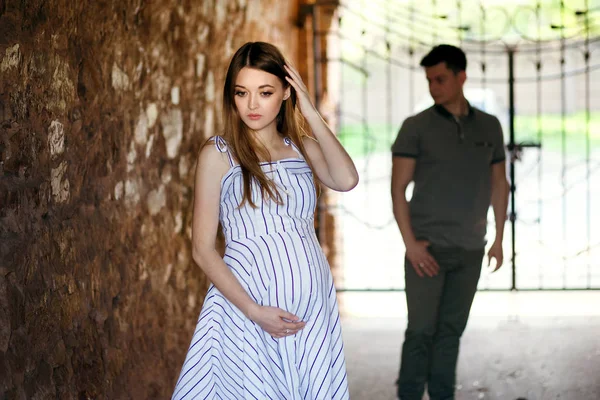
172, 136, 349, 400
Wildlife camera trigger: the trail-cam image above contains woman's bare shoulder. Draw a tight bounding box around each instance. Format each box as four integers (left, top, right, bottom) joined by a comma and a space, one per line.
196, 136, 231, 173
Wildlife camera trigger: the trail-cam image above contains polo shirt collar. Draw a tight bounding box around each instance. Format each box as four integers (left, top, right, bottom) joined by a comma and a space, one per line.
434, 101, 475, 120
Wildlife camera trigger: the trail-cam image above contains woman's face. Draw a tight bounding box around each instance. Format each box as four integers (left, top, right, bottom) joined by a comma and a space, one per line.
234, 67, 290, 132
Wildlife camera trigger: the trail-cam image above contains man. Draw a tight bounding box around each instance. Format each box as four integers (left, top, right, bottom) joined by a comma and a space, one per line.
391, 44, 509, 400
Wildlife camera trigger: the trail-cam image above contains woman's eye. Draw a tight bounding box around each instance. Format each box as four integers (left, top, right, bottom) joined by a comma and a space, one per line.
235, 91, 247, 96
261, 92, 273, 97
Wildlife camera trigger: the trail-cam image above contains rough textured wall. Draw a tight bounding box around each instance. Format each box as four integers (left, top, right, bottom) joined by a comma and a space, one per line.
0, 0, 301, 398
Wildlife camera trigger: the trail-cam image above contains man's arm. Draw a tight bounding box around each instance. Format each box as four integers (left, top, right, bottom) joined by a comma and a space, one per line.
391, 157, 439, 277
488, 161, 509, 270
391, 157, 418, 246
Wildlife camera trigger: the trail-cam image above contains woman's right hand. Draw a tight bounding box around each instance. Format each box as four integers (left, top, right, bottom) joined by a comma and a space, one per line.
248, 304, 306, 338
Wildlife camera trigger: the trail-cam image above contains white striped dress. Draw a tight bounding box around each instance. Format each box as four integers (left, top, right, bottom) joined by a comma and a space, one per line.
172, 136, 349, 400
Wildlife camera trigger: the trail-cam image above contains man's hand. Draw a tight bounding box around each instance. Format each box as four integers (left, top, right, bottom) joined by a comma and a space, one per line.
487, 240, 504, 272
406, 240, 439, 278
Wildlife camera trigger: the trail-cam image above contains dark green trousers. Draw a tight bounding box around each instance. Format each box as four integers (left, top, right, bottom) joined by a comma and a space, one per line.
397, 245, 484, 400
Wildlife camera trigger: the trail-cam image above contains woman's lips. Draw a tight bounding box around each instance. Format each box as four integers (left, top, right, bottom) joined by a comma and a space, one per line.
248, 114, 262, 120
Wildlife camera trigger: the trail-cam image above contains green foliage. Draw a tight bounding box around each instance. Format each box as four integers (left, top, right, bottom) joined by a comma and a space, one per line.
338, 112, 600, 158
340, 0, 600, 63
514, 111, 600, 152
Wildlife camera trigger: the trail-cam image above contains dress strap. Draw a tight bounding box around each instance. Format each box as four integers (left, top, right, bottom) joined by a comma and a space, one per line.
212, 136, 235, 167
283, 137, 303, 159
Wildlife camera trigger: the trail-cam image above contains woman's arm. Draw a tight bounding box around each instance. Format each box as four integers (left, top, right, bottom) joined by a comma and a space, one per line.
192, 143, 305, 337
284, 65, 359, 192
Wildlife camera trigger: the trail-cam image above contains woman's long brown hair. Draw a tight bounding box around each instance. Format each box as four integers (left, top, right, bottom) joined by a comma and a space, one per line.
222, 42, 318, 207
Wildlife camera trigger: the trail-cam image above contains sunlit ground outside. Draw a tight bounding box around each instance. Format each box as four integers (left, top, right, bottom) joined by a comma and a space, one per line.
340, 291, 600, 399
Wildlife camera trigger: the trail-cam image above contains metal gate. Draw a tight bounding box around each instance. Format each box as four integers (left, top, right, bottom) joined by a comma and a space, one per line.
306, 0, 600, 291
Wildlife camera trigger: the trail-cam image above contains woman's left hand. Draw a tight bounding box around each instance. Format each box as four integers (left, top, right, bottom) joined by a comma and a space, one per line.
284, 64, 316, 116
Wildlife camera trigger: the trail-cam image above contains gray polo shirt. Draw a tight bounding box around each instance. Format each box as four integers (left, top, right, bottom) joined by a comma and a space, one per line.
391, 104, 506, 249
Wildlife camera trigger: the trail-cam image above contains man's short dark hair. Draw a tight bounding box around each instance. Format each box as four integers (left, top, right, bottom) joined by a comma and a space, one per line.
420, 44, 467, 73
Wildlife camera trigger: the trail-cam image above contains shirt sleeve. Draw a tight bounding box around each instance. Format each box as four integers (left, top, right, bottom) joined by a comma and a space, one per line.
491, 117, 506, 164
391, 117, 419, 158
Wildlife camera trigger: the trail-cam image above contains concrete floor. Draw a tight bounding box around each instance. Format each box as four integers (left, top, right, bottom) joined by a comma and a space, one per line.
339, 291, 600, 400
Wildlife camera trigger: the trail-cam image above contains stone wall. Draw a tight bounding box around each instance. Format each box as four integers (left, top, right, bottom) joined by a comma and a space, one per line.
0, 1, 305, 398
